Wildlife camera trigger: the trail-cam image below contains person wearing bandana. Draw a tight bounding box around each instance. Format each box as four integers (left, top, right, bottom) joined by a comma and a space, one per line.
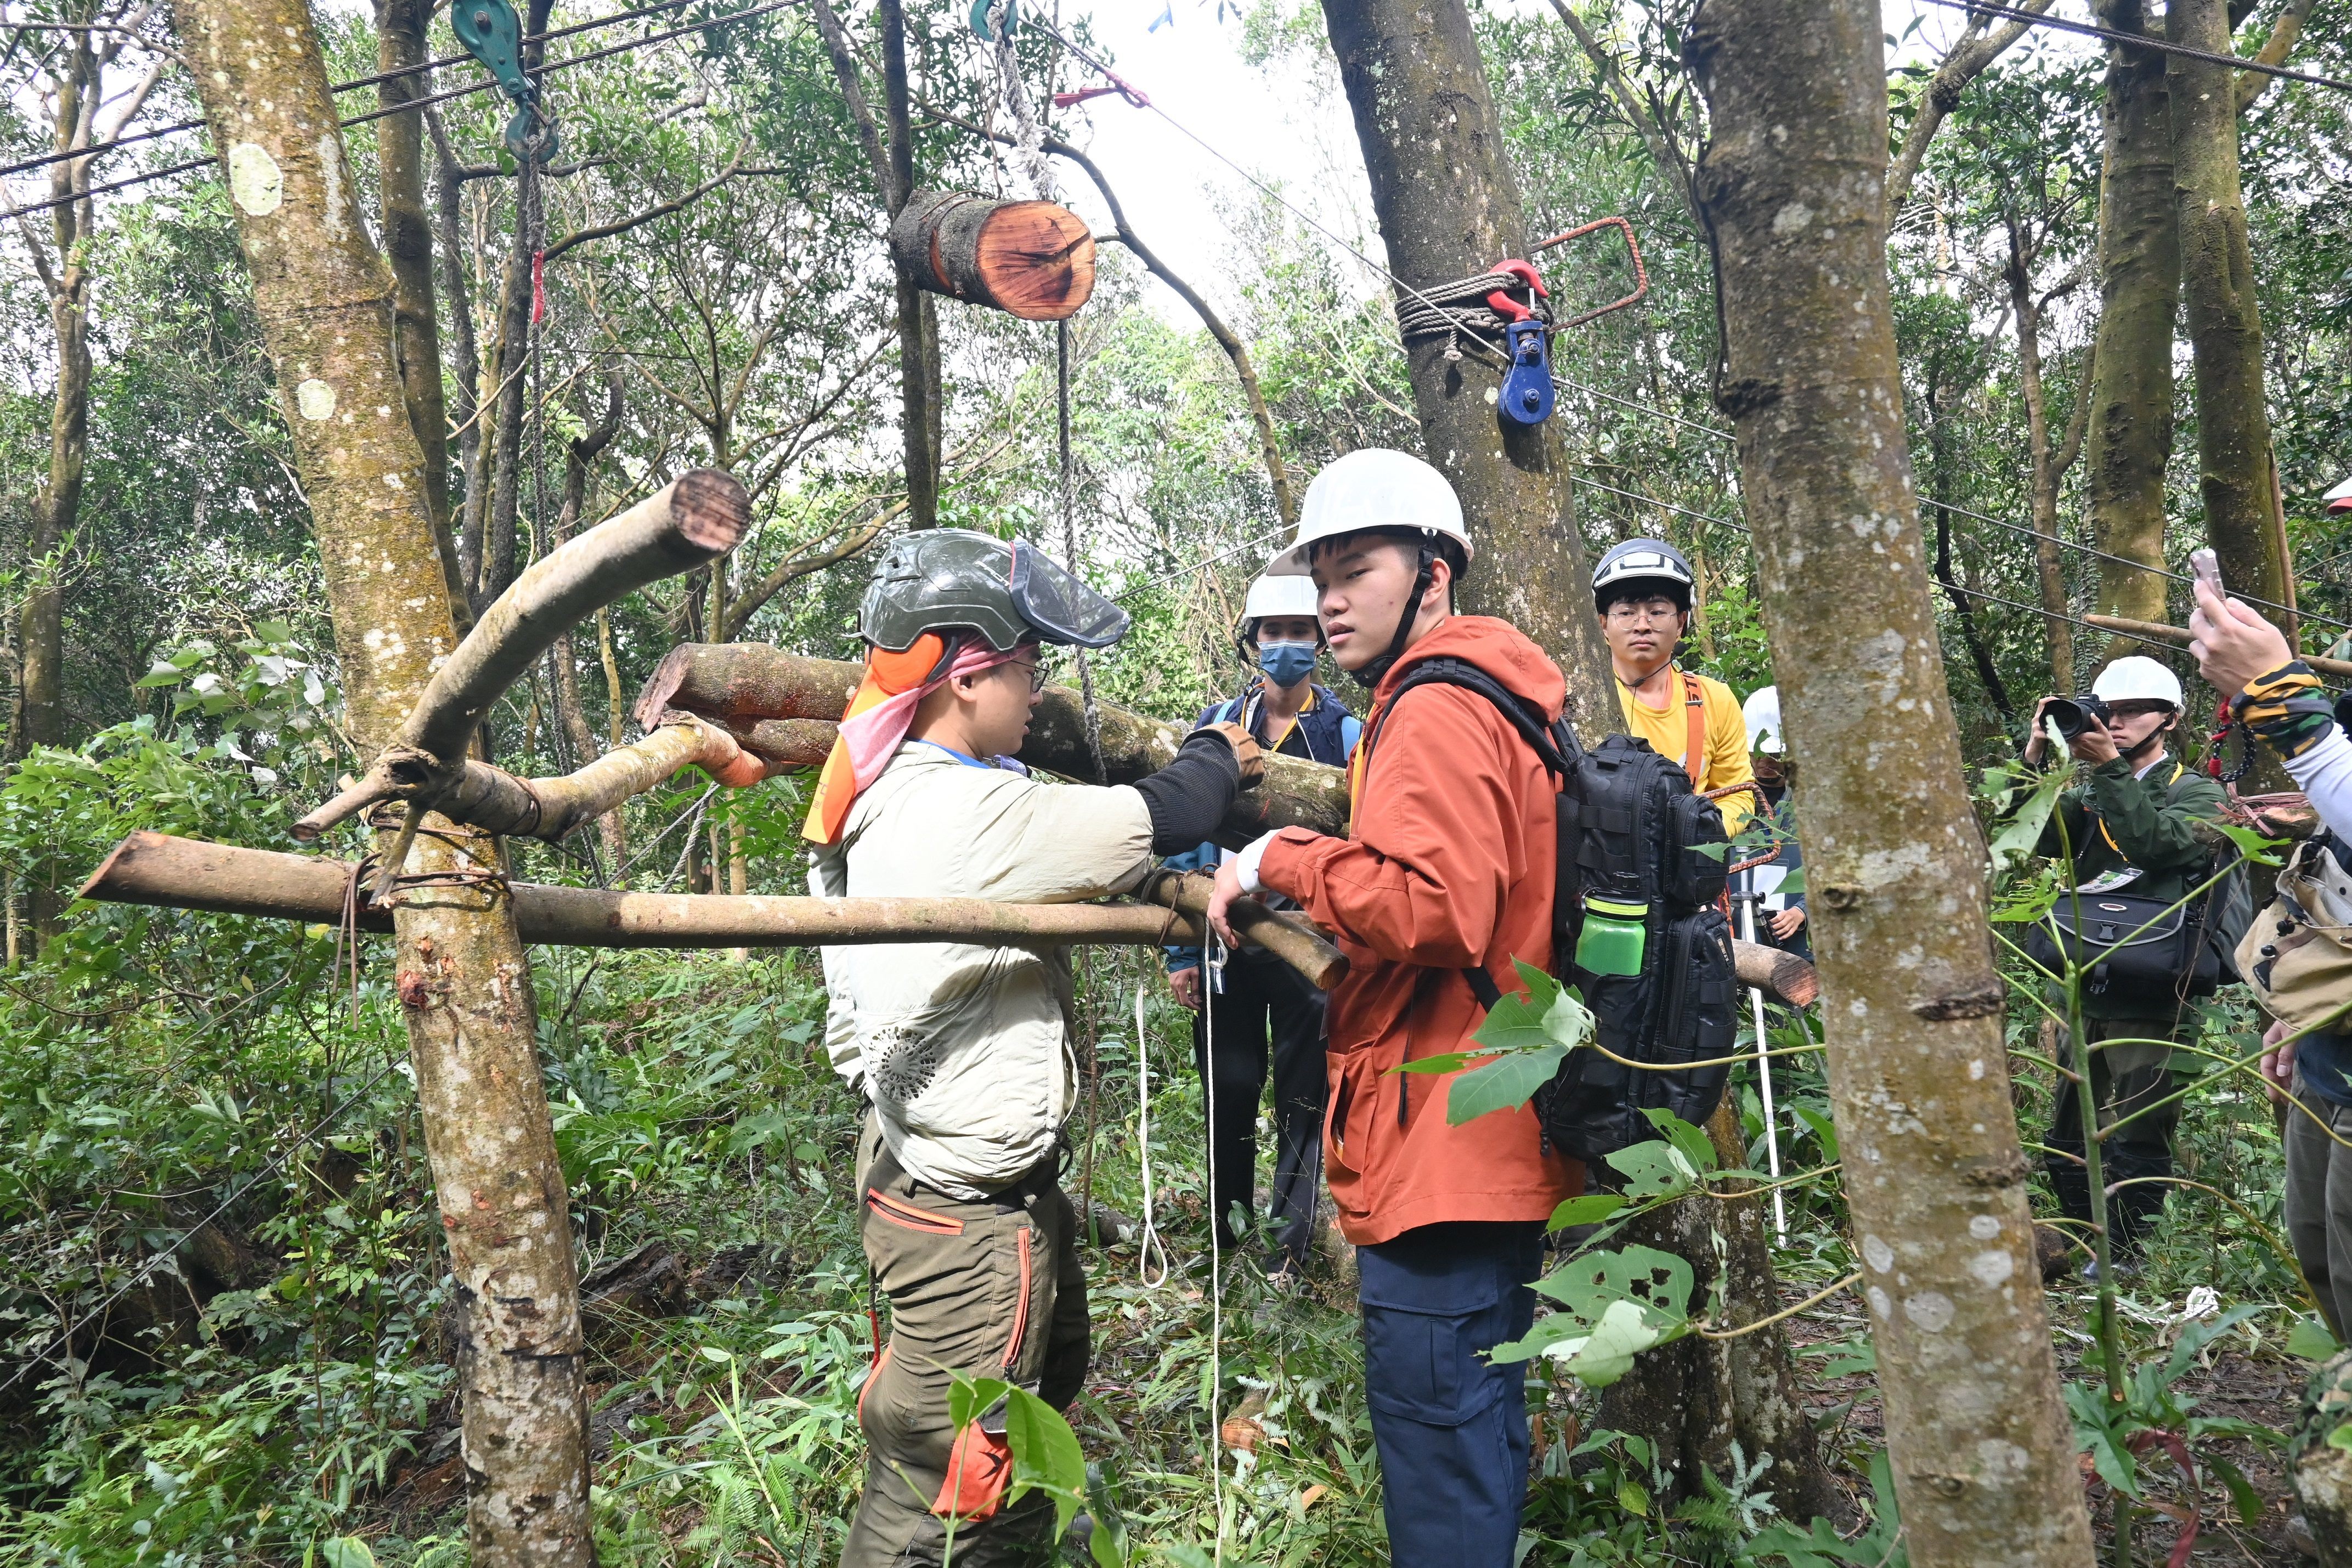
1163, 573, 1361, 1282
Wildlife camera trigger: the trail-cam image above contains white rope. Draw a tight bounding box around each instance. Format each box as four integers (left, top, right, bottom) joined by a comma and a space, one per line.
1736, 898, 1789, 1240
1201, 933, 1226, 1564
1135, 984, 1170, 1288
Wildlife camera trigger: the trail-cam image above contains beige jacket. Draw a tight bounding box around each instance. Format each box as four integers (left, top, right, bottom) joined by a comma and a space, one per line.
814, 742, 1156, 1199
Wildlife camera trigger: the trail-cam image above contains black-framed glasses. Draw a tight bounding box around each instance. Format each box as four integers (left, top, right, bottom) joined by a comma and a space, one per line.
1010, 658, 1048, 693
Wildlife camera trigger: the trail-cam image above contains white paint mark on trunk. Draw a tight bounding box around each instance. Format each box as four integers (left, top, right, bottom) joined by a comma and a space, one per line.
227, 142, 282, 215
296, 378, 336, 420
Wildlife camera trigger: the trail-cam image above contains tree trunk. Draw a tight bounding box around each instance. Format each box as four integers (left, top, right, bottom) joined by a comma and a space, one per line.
2082, 0, 2179, 649
889, 190, 1096, 320
1599, 1102, 1838, 1518
173, 5, 592, 1561
1686, 2, 2095, 1562
2006, 228, 2078, 692
374, 0, 470, 636
880, 0, 941, 527
19, 41, 98, 758
1317, 0, 1615, 734
2170, 0, 2292, 641
432, 105, 488, 596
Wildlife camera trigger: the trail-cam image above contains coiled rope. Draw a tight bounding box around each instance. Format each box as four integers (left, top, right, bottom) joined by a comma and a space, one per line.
1392, 270, 1552, 363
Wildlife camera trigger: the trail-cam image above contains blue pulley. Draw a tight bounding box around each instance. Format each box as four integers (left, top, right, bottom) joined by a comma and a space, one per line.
451, 0, 559, 165
1498, 319, 1554, 425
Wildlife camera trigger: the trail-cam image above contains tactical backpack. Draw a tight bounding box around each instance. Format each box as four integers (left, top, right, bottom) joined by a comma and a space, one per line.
1360, 660, 1738, 1163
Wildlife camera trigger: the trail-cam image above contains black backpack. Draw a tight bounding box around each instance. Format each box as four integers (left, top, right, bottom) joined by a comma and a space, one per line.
1361, 660, 1738, 1162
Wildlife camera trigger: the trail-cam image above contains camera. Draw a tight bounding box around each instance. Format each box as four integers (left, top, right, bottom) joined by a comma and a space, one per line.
2043, 693, 2112, 743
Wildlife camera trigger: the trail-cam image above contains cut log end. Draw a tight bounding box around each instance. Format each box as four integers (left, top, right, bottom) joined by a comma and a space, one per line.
668, 468, 752, 555
891, 189, 1097, 322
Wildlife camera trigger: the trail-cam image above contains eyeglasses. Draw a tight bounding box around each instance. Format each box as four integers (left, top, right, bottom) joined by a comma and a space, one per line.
1605, 601, 1683, 625
1008, 659, 1048, 693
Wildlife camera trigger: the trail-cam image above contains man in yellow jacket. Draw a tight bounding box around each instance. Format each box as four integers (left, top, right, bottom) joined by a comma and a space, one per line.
1593, 538, 1753, 833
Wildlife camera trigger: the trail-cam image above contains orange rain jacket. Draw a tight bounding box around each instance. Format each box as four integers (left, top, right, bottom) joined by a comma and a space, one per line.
1256, 616, 1582, 1246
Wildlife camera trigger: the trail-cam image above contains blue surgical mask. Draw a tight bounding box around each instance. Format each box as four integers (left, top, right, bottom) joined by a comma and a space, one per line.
1257, 639, 1317, 688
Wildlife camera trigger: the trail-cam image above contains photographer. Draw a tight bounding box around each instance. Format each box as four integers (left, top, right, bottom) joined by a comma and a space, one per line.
2188, 580, 2352, 1338
2023, 658, 2226, 1276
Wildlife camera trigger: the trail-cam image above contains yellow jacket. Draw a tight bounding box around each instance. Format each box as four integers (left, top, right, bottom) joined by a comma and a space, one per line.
1613, 667, 1755, 835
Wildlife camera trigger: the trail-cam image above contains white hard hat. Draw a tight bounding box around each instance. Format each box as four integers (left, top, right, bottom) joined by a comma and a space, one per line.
2091, 655, 2184, 710
1742, 685, 1785, 755
1263, 449, 1473, 576
1240, 573, 1321, 623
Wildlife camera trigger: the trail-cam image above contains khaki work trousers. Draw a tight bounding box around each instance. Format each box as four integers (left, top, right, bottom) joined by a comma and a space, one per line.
2284, 1074, 2352, 1341
843, 1113, 1088, 1568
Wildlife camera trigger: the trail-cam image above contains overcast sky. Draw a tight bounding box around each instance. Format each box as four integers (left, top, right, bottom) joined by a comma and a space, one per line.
1041, 0, 2105, 322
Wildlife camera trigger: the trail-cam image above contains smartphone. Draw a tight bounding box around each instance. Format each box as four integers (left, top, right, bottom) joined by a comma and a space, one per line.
2191, 548, 2225, 595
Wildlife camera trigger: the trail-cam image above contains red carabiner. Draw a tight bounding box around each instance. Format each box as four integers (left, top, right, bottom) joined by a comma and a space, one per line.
1484, 257, 1548, 323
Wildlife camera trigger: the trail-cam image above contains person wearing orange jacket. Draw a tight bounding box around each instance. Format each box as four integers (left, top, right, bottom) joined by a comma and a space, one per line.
1206, 448, 1580, 1568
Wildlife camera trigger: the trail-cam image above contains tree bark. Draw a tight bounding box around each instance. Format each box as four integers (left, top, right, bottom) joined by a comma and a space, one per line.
2005, 225, 2091, 692
173, 4, 592, 1560
1317, 0, 1616, 735
431, 105, 489, 596
374, 0, 470, 636
2082, 0, 2180, 648
1600, 1103, 1838, 1520
1686, 2, 2095, 1561
2171, 0, 2293, 644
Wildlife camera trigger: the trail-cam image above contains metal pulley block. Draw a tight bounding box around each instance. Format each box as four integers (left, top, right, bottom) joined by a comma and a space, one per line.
451, 0, 560, 165
1498, 319, 1555, 425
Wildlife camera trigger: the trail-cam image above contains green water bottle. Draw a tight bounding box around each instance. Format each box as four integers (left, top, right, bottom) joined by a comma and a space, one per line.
1576, 897, 1649, 976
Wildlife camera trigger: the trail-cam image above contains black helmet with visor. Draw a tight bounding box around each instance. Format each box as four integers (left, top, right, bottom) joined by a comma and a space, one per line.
859, 528, 1130, 655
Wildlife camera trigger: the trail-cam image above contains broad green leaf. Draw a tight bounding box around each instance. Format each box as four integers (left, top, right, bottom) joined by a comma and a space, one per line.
948, 1373, 1013, 1434
1793, 1105, 1839, 1161
2208, 818, 2286, 868
1445, 1043, 1568, 1124
2285, 1317, 2342, 1361
1986, 763, 2071, 880
1550, 1295, 1667, 1386
1640, 1108, 1718, 1174
1547, 1193, 1627, 1231
1603, 1139, 1699, 1202
2331, 1422, 2352, 1454
1536, 1244, 1694, 1320
1002, 1386, 1088, 1537
319, 1542, 378, 1568
1773, 865, 1805, 901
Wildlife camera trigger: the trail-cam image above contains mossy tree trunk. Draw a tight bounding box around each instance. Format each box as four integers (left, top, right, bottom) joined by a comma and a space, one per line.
1316, 0, 1615, 734
2082, 0, 2180, 649
1686, 1, 2096, 1561
174, 3, 592, 1560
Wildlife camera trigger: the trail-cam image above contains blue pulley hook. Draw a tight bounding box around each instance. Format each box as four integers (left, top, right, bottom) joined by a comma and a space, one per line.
451, 0, 559, 165
1485, 258, 1553, 426
1499, 319, 1554, 425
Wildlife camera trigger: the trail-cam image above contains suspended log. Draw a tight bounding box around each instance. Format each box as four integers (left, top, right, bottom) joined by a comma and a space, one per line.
81, 831, 1211, 952
296, 471, 749, 840
633, 643, 1353, 843
2083, 611, 2352, 680
889, 189, 1095, 321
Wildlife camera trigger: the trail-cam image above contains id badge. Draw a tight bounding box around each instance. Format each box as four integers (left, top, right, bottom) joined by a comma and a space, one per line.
2077, 867, 2143, 895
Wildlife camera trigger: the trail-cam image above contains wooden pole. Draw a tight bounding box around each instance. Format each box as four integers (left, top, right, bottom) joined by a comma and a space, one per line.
1688, 0, 2095, 1558
2085, 612, 2352, 679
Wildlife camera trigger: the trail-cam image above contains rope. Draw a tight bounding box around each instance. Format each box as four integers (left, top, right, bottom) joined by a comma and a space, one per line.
987, 0, 1057, 202
1392, 270, 1552, 362
1134, 985, 1169, 1288
1200, 930, 1226, 1565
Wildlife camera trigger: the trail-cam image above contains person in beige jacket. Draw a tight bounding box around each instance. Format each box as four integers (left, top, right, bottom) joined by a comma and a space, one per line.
806, 529, 1258, 1568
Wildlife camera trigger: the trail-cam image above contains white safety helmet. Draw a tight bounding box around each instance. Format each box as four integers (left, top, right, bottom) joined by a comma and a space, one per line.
1241, 573, 1321, 624
2090, 655, 2185, 711
1742, 685, 1785, 755
1263, 448, 1473, 577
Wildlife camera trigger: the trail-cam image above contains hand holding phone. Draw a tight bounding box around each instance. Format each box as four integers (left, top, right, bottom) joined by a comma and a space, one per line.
2191, 548, 2224, 595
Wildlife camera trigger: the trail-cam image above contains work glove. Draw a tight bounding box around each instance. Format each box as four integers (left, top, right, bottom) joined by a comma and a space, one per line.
1198, 721, 1265, 786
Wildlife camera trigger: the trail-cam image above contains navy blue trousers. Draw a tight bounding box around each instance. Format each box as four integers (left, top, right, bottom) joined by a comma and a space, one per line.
1357, 1221, 1544, 1568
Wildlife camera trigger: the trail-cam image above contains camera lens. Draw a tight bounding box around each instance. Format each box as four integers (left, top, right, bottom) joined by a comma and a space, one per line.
2045, 697, 2090, 740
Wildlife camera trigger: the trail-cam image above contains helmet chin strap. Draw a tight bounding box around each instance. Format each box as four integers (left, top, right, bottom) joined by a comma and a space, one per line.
1352, 541, 1435, 690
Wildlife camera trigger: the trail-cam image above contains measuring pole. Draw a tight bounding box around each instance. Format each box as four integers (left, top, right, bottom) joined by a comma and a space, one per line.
1735, 892, 1789, 1239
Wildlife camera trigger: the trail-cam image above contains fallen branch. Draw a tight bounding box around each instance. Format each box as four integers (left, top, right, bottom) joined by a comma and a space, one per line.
632, 643, 1352, 842
1136, 869, 1347, 991
1734, 941, 1818, 1008
81, 831, 1212, 952
296, 471, 749, 842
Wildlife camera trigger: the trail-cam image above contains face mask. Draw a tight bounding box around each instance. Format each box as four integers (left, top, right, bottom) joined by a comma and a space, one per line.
1257, 639, 1317, 688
